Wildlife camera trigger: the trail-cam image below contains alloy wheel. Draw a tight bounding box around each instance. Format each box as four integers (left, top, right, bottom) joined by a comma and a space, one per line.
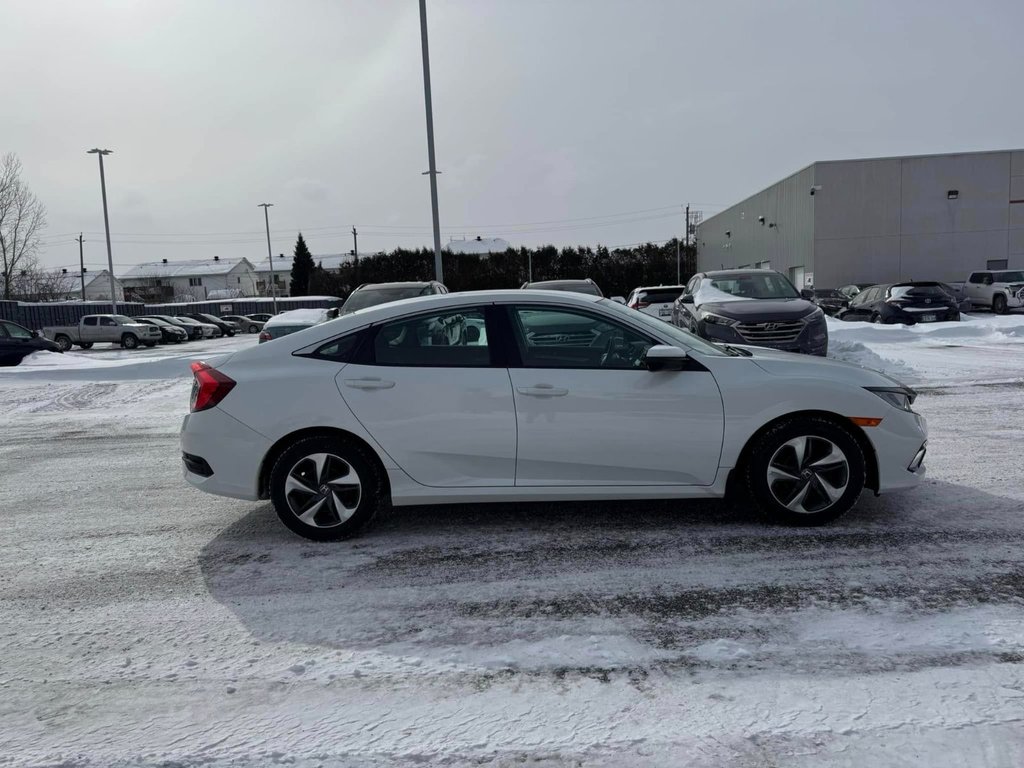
766, 436, 850, 515
284, 452, 362, 528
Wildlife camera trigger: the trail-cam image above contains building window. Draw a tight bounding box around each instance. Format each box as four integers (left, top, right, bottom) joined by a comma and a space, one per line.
987, 259, 1008, 270
237, 277, 241, 284
189, 277, 203, 287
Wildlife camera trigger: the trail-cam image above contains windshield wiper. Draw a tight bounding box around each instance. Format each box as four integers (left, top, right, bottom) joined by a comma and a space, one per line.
719, 344, 752, 356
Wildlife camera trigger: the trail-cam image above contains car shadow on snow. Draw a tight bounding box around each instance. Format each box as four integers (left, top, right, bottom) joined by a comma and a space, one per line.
198, 481, 1024, 677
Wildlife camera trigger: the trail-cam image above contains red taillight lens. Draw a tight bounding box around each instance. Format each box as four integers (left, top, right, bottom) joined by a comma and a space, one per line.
636, 301, 650, 308
258, 331, 271, 342
190, 361, 236, 413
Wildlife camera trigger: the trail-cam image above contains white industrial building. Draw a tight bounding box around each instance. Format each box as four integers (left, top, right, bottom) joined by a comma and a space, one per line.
696, 149, 1024, 289
120, 257, 257, 302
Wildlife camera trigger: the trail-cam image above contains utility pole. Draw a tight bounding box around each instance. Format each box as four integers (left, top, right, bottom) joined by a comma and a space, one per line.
258, 203, 279, 314
683, 203, 691, 283
418, 0, 444, 283
351, 226, 359, 284
76, 233, 86, 300
87, 149, 117, 313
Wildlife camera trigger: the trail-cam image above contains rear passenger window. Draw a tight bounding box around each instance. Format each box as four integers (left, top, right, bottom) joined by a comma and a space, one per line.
373, 308, 491, 367
311, 333, 363, 363
84, 317, 98, 326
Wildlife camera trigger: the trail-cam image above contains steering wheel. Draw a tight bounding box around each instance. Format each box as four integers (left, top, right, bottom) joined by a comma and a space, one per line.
600, 334, 645, 368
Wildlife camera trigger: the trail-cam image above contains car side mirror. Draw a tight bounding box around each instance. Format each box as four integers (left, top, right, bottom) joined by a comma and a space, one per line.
610, 296, 626, 305
645, 344, 689, 372
679, 294, 694, 304
30, 330, 39, 338
800, 288, 814, 299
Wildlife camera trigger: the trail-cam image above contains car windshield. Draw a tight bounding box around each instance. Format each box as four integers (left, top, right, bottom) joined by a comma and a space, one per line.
343, 286, 432, 312
890, 284, 948, 299
597, 299, 726, 355
995, 271, 1024, 282
708, 273, 800, 299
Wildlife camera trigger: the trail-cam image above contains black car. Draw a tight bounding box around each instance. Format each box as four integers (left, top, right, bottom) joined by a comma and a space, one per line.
139, 315, 204, 340
134, 317, 188, 344
805, 288, 848, 316
183, 313, 238, 337
0, 320, 63, 366
674, 269, 828, 356
838, 282, 960, 324
521, 278, 604, 297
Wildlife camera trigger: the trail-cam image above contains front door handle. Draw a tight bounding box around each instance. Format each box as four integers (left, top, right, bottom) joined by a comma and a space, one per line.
517, 384, 568, 397
344, 378, 395, 390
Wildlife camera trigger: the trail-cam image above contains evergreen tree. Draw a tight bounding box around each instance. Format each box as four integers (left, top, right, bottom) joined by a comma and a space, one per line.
289, 233, 315, 296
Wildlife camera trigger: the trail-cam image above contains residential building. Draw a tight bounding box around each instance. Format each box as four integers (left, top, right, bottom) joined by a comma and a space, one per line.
696, 149, 1024, 289
120, 257, 257, 302
55, 269, 125, 301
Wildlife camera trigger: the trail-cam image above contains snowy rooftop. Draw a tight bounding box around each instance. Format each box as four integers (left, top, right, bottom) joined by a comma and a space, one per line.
446, 237, 511, 254
121, 257, 253, 279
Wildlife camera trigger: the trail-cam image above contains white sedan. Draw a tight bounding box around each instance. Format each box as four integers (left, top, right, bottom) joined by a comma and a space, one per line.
181, 290, 927, 540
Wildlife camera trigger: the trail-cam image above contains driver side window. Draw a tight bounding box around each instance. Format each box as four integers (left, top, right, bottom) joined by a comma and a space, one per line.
510, 306, 655, 369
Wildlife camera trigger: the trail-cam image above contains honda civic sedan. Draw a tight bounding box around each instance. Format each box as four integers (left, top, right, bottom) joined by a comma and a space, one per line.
181, 290, 927, 540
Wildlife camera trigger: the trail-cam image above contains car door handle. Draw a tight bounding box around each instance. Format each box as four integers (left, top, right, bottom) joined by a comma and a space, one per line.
344, 378, 395, 390
517, 384, 568, 397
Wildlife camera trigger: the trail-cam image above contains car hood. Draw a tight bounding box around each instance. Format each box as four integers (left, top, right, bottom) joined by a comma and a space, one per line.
698, 298, 818, 320
734, 344, 908, 388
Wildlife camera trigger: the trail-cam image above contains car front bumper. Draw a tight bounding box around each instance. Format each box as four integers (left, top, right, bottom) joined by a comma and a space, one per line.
866, 408, 928, 493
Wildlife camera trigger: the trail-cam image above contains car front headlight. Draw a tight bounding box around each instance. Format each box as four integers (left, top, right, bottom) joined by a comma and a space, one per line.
805, 307, 825, 322
698, 309, 738, 326
865, 386, 917, 412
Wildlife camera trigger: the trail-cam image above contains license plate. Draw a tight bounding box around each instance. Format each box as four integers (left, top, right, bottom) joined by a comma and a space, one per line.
659, 308, 671, 316
920, 314, 937, 322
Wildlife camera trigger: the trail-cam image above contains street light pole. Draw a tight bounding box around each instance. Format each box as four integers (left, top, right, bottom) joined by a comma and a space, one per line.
418, 0, 444, 283
76, 233, 86, 301
87, 149, 117, 313
258, 203, 279, 314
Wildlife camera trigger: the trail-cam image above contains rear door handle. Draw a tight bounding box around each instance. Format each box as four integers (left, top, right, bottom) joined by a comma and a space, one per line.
344, 378, 395, 390
517, 384, 568, 397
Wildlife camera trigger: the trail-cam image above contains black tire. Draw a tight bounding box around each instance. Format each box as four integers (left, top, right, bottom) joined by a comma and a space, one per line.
54, 334, 73, 352
870, 313, 883, 324
993, 294, 1008, 315
270, 436, 387, 541
745, 416, 866, 526
76, 342, 94, 349
122, 334, 139, 349
249, 324, 258, 334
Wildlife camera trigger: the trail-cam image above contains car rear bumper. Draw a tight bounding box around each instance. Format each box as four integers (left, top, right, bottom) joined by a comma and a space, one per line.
180, 407, 270, 500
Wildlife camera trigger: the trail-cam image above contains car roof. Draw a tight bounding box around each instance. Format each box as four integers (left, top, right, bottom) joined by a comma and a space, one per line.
524, 279, 595, 287
635, 285, 686, 291
703, 269, 778, 278
355, 281, 435, 291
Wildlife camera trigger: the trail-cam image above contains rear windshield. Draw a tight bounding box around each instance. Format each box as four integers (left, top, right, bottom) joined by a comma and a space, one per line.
343, 286, 432, 312
640, 288, 685, 303
889, 284, 948, 299
995, 271, 1024, 282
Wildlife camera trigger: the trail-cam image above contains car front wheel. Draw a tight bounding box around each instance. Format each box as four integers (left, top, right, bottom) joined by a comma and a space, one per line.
54, 334, 73, 352
269, 436, 387, 541
122, 334, 139, 349
745, 417, 865, 526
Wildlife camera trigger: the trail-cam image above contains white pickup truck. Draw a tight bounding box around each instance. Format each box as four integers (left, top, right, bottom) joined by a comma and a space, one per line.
965, 270, 1024, 314
42, 314, 162, 351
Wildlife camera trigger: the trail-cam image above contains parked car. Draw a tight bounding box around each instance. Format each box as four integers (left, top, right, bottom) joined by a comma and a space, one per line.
245, 313, 275, 323
937, 282, 973, 313
838, 283, 875, 300
0, 320, 63, 366
806, 288, 849, 316
134, 317, 188, 344
625, 285, 687, 320
520, 278, 603, 297
222, 314, 264, 334
964, 270, 1024, 314
258, 308, 331, 343
166, 316, 220, 338
184, 313, 239, 337
139, 315, 206, 340
837, 282, 960, 324
181, 289, 927, 541
42, 314, 162, 351
673, 269, 828, 356
340, 281, 449, 315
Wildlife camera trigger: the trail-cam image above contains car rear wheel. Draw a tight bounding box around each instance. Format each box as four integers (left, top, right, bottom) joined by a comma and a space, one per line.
870, 312, 882, 323
745, 417, 865, 526
993, 294, 1008, 314
122, 334, 139, 349
249, 324, 258, 333
270, 436, 387, 541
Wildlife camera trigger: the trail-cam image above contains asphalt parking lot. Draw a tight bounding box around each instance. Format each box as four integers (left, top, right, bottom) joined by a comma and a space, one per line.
2, 329, 1024, 767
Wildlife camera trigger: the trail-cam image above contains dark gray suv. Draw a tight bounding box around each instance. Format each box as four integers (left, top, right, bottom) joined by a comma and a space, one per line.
673, 269, 828, 356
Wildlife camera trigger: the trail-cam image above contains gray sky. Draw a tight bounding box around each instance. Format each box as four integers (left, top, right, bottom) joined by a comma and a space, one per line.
5, 0, 1023, 273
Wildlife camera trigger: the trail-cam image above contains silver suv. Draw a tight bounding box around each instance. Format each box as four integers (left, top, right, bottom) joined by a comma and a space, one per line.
340, 281, 448, 314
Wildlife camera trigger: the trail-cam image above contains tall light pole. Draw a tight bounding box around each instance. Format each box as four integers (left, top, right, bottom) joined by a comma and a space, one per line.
418, 0, 443, 283
76, 233, 86, 300
87, 149, 118, 313
258, 203, 279, 314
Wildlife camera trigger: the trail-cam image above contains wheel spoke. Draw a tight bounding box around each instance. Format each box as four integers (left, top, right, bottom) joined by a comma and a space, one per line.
311, 453, 329, 485
813, 472, 846, 503
808, 444, 843, 470
767, 464, 800, 483
784, 480, 812, 512
285, 473, 317, 497
297, 496, 328, 525
790, 436, 808, 469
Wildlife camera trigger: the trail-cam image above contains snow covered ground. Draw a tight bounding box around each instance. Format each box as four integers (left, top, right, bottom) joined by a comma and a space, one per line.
2, 316, 1024, 766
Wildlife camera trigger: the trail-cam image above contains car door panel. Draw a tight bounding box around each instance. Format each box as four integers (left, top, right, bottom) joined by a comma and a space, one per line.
335, 306, 516, 487
506, 305, 725, 486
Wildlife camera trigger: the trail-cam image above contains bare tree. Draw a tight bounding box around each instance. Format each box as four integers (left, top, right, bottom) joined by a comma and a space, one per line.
9, 262, 73, 302
0, 153, 48, 300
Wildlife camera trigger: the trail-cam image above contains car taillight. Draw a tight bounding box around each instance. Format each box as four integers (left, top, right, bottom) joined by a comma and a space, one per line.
258, 331, 271, 342
636, 301, 650, 308
190, 361, 236, 413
